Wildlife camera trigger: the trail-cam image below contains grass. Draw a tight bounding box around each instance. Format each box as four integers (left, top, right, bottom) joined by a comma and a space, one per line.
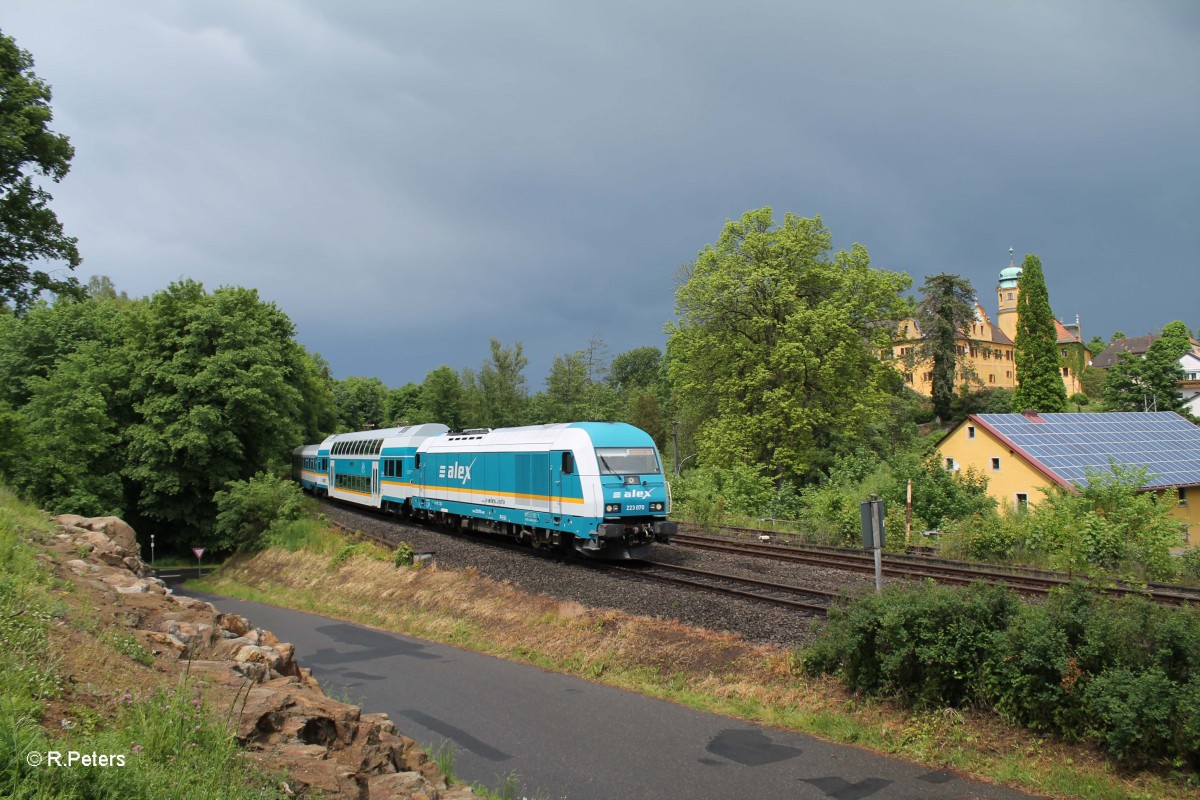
0, 486, 282, 799
192, 517, 1200, 800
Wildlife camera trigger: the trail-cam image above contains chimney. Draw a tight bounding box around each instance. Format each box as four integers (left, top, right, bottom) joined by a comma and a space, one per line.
1021, 409, 1046, 423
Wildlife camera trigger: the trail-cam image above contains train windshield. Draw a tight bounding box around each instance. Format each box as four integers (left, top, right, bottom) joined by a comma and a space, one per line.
595, 447, 661, 475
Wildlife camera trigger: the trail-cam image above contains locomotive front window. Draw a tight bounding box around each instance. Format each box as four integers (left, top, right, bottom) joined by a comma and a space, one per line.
595, 448, 661, 475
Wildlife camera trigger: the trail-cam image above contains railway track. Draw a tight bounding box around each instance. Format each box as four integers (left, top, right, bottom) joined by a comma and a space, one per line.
673, 531, 1200, 606
323, 507, 836, 614
602, 560, 835, 614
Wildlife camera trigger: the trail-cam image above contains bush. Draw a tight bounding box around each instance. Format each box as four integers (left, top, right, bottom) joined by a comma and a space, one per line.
1081, 667, 1175, 767
212, 472, 305, 551
393, 542, 414, 567
670, 465, 774, 527
804, 579, 1200, 767
803, 581, 1019, 708
1024, 464, 1183, 580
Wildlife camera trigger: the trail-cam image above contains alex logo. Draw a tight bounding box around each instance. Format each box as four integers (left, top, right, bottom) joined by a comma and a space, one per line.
612, 489, 652, 500
438, 459, 475, 483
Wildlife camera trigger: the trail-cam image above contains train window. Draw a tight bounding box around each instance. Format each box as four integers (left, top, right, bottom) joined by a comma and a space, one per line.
415, 453, 421, 469
595, 448, 660, 475
562, 452, 575, 475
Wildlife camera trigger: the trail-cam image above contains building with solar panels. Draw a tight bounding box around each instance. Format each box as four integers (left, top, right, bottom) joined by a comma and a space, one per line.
938, 411, 1200, 546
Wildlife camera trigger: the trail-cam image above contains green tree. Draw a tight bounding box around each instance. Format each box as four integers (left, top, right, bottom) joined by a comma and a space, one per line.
85, 274, 128, 301
1011, 255, 1067, 413
419, 365, 464, 428
1102, 322, 1191, 414
544, 351, 588, 421
913, 273, 977, 422
1140, 321, 1191, 413
0, 293, 127, 408
212, 471, 304, 551
8, 339, 128, 516
120, 281, 314, 545
1103, 351, 1148, 412
385, 382, 422, 426
666, 208, 912, 481
0, 31, 83, 312
478, 338, 528, 427
608, 346, 662, 394
1086, 335, 1107, 355
332, 375, 388, 431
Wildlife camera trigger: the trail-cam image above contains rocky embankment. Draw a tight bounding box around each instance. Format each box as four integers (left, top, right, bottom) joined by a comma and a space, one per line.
49, 514, 473, 800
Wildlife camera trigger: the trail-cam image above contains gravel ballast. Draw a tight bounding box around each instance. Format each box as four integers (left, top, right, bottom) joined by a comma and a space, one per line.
321, 503, 880, 648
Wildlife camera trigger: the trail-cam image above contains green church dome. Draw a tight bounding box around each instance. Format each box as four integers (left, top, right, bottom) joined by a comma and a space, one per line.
998, 265, 1022, 288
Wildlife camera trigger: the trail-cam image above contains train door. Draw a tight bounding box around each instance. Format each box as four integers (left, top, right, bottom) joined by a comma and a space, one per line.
371, 462, 380, 507
549, 450, 566, 519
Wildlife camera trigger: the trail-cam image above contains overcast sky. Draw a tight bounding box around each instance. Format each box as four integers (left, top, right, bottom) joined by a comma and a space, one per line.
6, 1, 1198, 387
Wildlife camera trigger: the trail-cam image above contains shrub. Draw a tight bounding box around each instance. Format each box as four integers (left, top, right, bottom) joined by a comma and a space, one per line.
393, 542, 414, 568
807, 577, 1200, 768
212, 472, 305, 551
670, 465, 773, 527
803, 581, 1019, 708
1081, 667, 1175, 767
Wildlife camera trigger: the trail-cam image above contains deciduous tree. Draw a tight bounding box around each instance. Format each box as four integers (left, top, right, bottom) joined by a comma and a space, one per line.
419, 366, 464, 428
666, 208, 912, 481
478, 338, 528, 427
0, 31, 82, 311
1011, 255, 1067, 413
121, 281, 316, 543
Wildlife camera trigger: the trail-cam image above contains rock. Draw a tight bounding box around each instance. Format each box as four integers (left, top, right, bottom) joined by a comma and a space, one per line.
144, 631, 187, 653
275, 743, 328, 760
80, 516, 139, 552
217, 613, 253, 637
43, 512, 466, 799
367, 771, 427, 797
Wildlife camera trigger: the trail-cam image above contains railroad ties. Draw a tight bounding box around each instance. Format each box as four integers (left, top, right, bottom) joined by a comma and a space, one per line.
601, 560, 835, 615
672, 531, 1200, 607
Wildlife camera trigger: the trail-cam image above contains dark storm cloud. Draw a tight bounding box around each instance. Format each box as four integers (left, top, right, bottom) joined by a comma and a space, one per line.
4, 1, 1197, 386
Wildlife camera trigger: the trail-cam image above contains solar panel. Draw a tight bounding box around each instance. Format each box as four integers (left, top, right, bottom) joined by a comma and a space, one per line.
976, 412, 1200, 489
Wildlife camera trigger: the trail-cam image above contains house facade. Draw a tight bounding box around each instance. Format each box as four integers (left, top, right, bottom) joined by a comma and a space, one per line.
894, 259, 1088, 398
938, 411, 1200, 546
1093, 335, 1200, 415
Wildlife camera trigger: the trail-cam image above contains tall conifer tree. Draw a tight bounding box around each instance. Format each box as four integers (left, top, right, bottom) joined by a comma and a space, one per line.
1011, 254, 1068, 412
915, 273, 976, 422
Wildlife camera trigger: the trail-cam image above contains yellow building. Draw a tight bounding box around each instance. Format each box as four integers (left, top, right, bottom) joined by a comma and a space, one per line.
894, 258, 1088, 398
938, 411, 1200, 546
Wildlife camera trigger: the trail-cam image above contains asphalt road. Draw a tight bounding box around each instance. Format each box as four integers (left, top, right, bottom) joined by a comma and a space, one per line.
180, 589, 1041, 800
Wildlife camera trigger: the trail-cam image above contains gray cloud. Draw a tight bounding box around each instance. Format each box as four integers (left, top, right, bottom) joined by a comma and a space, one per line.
5, 0, 1197, 386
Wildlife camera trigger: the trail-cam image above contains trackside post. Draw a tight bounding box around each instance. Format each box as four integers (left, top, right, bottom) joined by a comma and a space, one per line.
860, 497, 885, 593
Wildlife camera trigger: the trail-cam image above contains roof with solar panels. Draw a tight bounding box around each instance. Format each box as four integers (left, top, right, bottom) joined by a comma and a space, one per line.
958, 411, 1200, 490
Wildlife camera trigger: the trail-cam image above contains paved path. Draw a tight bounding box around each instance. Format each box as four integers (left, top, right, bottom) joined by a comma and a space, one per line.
181, 589, 1041, 800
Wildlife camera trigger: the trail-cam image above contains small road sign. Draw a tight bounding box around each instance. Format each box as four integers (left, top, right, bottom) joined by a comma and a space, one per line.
192, 547, 206, 560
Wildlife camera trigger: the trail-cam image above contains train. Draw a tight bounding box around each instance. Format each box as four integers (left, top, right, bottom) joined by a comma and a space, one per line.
292, 421, 675, 559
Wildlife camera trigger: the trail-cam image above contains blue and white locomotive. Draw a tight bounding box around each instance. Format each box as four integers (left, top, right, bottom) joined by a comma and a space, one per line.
294, 421, 674, 559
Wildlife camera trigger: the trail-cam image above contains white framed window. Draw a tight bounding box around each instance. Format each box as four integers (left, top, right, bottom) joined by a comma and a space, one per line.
991, 457, 1001, 471
1015, 493, 1029, 511
967, 426, 976, 439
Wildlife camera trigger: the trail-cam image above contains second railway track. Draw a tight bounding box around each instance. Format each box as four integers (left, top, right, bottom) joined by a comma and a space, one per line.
673, 531, 1200, 606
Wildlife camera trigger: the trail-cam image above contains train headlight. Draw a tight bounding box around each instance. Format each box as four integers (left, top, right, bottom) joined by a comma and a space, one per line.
604, 503, 621, 514
649, 502, 664, 512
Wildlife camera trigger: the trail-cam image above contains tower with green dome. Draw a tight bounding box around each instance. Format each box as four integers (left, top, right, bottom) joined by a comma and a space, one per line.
996, 247, 1022, 342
